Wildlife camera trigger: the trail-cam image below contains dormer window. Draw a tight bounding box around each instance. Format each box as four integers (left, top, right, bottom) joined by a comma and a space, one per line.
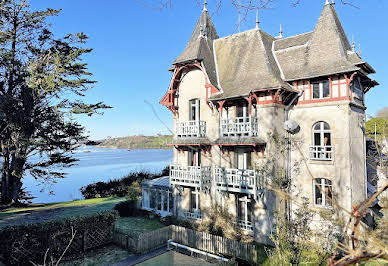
312, 80, 330, 99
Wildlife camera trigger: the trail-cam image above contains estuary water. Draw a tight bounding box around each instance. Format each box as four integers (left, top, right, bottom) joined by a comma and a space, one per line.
22, 147, 173, 203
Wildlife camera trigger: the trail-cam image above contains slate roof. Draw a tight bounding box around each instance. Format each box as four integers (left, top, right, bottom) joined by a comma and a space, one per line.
211, 29, 294, 100
142, 176, 170, 189
173, 8, 219, 86
273, 3, 365, 81
171, 3, 377, 100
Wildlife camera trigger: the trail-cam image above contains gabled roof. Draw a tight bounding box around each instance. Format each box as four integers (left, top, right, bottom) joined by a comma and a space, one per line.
211, 29, 294, 100
273, 3, 365, 81
172, 8, 219, 86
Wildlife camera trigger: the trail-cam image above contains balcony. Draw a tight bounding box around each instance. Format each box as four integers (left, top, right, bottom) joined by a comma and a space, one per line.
170, 165, 211, 188
214, 168, 264, 195
309, 146, 334, 161
236, 220, 254, 232
176, 120, 206, 138
182, 210, 202, 220
220, 116, 258, 137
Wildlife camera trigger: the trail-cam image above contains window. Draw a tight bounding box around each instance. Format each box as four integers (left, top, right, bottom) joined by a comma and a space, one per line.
236, 101, 248, 118
311, 121, 333, 160
313, 122, 331, 146
188, 149, 201, 166
237, 195, 253, 231
190, 188, 200, 212
314, 178, 333, 207
352, 78, 363, 98
312, 80, 330, 99
189, 99, 200, 121
234, 150, 251, 170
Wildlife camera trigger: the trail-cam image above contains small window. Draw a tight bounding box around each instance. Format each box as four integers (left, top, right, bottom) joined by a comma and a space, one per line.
314, 178, 333, 207
237, 195, 252, 223
190, 188, 200, 212
189, 99, 200, 121
312, 80, 330, 99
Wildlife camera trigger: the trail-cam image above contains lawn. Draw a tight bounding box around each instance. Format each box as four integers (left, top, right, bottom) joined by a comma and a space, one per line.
115, 216, 165, 235
0, 197, 125, 228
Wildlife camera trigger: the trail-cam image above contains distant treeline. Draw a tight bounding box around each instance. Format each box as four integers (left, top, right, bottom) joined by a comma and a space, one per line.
95, 135, 173, 149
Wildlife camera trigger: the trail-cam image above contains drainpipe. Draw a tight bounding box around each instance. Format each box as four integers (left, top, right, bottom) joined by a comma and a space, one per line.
284, 89, 304, 220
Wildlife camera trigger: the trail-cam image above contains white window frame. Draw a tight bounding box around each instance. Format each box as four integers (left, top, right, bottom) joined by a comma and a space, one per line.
312, 80, 330, 99
313, 178, 333, 208
189, 99, 200, 121
190, 188, 200, 212
312, 121, 331, 146
237, 195, 252, 223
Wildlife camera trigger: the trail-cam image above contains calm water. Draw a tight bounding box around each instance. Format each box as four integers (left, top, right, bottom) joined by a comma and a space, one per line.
22, 147, 173, 203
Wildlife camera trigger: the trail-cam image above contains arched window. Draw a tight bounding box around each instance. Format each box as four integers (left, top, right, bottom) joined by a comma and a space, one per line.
312, 121, 331, 146
314, 178, 333, 207
310, 122, 333, 160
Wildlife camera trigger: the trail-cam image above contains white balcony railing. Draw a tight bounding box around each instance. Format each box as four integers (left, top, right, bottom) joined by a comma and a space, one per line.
237, 220, 254, 232
170, 165, 211, 188
220, 116, 258, 137
176, 120, 206, 138
183, 210, 202, 220
214, 167, 264, 195
309, 146, 334, 161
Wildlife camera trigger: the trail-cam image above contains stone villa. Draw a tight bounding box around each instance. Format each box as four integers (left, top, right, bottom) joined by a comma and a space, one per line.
142, 1, 378, 243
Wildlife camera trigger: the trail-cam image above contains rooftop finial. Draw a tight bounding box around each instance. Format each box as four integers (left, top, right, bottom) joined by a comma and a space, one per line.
203, 0, 207, 11
358, 42, 362, 58
255, 9, 260, 29
325, 0, 330, 5
279, 24, 283, 38
352, 35, 356, 51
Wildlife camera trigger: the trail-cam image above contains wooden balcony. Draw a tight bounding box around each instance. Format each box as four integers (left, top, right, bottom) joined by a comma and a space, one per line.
214, 168, 264, 195
176, 120, 206, 138
170, 165, 211, 188
220, 116, 258, 137
309, 145, 334, 161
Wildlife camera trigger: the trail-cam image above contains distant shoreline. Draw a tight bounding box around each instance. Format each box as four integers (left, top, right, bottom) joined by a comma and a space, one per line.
92, 135, 173, 150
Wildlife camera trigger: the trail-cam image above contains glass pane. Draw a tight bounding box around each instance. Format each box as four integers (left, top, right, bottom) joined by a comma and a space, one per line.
150, 189, 156, 209
325, 185, 333, 207
323, 80, 330, 98
313, 122, 321, 131
324, 133, 331, 146
314, 133, 321, 146
247, 201, 252, 222
157, 191, 162, 211
236, 105, 243, 118
315, 182, 323, 205
190, 191, 195, 211
323, 122, 330, 130
163, 191, 168, 211
169, 191, 174, 212
313, 83, 320, 99
198, 194, 201, 211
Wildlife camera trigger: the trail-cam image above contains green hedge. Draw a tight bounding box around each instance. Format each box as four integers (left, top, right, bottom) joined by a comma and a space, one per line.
0, 210, 117, 266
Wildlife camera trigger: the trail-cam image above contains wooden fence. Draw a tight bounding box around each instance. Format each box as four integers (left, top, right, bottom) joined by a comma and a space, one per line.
113, 225, 257, 264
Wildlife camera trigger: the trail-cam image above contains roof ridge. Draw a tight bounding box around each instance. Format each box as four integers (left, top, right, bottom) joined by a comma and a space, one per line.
274, 31, 313, 41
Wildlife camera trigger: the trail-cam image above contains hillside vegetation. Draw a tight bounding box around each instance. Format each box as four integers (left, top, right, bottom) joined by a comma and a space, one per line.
97, 135, 173, 149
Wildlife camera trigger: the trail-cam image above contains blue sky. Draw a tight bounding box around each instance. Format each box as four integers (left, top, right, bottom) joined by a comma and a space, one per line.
31, 0, 387, 140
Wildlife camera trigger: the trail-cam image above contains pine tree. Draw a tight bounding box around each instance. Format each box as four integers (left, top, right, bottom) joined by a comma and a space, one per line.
0, 0, 110, 204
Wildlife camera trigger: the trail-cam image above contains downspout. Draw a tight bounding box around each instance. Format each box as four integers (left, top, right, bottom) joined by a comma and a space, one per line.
284, 89, 304, 220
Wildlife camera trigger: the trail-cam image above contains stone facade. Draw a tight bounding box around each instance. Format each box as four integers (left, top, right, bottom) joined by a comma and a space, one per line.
159, 2, 378, 244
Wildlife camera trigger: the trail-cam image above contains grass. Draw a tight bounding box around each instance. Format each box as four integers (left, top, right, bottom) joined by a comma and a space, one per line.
0, 197, 125, 228
115, 216, 165, 235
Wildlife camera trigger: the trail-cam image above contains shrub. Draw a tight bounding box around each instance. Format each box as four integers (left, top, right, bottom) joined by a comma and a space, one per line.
0, 210, 117, 266
80, 168, 168, 199
114, 200, 139, 217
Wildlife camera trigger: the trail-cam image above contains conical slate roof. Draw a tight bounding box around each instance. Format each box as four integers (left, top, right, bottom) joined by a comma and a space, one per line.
273, 3, 365, 81
211, 29, 293, 99
172, 8, 219, 86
